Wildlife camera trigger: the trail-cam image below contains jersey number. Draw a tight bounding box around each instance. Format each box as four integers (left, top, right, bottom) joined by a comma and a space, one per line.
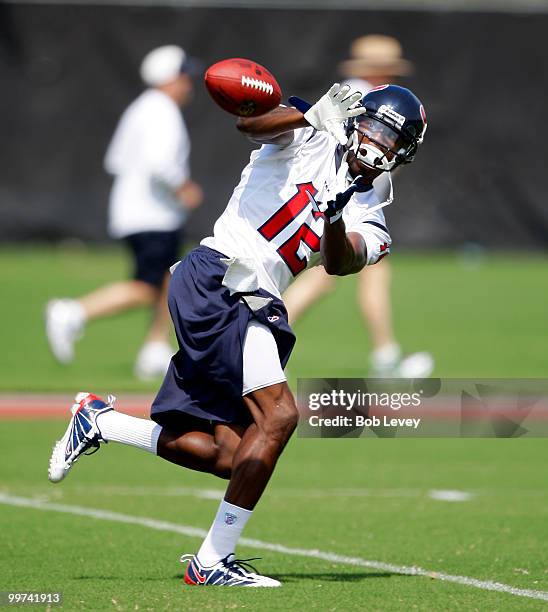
257, 182, 322, 276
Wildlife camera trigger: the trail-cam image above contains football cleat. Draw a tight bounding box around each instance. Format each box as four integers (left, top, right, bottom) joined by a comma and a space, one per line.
48, 392, 114, 483
370, 351, 434, 378
134, 341, 174, 381
395, 351, 434, 378
45, 299, 85, 364
180, 554, 281, 587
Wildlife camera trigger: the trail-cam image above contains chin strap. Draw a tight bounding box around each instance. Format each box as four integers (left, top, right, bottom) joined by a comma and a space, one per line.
349, 130, 396, 172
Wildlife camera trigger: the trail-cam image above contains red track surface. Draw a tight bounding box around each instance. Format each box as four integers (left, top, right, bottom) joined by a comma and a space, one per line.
0, 394, 154, 420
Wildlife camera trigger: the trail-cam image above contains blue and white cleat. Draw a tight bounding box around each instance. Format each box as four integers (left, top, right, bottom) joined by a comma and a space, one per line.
181, 554, 281, 587
48, 392, 113, 483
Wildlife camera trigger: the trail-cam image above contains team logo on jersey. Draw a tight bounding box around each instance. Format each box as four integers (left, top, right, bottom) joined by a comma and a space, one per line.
225, 512, 238, 525
268, 315, 280, 323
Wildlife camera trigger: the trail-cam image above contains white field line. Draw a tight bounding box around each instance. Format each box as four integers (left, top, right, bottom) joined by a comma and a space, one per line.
0, 493, 547, 602
36, 485, 475, 501
427, 489, 475, 502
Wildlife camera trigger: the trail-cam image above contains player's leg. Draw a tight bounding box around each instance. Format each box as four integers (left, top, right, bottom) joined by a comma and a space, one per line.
135, 231, 181, 380
158, 418, 245, 479
45, 232, 160, 364
221, 319, 295, 508
48, 393, 161, 483
79, 279, 159, 318
185, 321, 294, 587
358, 260, 434, 377
282, 265, 336, 325
45, 281, 158, 364
357, 259, 398, 366
142, 273, 172, 345
134, 274, 174, 380
183, 381, 295, 587
225, 381, 297, 507
48, 393, 242, 483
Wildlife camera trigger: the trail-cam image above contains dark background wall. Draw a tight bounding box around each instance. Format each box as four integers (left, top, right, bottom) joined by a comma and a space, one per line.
0, 4, 547, 248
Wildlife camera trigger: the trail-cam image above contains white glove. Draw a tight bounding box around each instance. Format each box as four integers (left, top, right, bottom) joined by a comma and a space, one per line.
304, 83, 365, 145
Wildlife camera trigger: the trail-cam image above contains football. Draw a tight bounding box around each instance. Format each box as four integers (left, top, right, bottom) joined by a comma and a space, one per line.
204, 58, 282, 117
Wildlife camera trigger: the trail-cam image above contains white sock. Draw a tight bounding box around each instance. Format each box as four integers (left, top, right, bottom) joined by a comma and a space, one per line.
370, 342, 402, 368
70, 300, 87, 325
96, 411, 162, 454
197, 500, 252, 566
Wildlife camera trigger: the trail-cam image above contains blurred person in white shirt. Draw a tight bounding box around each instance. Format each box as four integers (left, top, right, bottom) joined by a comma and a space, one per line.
283, 35, 434, 378
45, 45, 203, 380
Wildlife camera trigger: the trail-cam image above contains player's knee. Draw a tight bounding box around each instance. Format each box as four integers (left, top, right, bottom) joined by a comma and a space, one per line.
246, 384, 299, 444
262, 397, 299, 443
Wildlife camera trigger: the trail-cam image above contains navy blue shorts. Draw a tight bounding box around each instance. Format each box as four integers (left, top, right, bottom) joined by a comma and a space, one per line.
125, 230, 182, 289
150, 246, 296, 426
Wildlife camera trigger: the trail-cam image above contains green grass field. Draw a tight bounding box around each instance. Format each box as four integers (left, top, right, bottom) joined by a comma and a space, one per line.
2, 245, 548, 391
1, 428, 547, 610
1, 246, 547, 610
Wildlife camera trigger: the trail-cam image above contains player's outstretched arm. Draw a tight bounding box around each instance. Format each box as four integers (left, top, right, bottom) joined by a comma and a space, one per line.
236, 106, 309, 146
308, 175, 371, 276
321, 221, 367, 276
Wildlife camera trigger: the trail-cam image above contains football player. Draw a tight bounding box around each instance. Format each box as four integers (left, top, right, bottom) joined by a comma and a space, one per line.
284, 35, 434, 378
48, 83, 427, 587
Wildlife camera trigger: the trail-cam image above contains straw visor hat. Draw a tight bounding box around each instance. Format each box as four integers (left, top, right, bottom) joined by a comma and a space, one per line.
338, 35, 414, 78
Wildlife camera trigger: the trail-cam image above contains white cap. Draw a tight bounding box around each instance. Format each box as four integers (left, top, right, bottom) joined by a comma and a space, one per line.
140, 45, 187, 87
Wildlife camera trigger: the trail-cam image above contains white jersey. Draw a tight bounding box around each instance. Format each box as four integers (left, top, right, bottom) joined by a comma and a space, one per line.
201, 126, 392, 297
104, 89, 190, 238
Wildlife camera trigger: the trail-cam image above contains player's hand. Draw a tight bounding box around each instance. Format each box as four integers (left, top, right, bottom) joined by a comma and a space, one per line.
304, 84, 365, 145
306, 176, 363, 224
177, 180, 203, 211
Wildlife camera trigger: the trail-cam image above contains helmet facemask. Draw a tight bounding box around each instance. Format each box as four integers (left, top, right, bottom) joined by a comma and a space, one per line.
346, 115, 417, 172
